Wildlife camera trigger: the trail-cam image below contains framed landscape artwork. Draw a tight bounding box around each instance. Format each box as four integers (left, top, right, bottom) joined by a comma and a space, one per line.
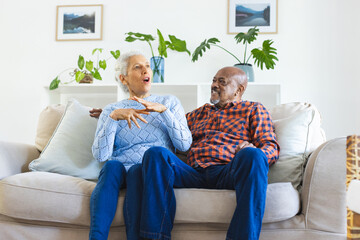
228, 0, 278, 34
56, 5, 103, 41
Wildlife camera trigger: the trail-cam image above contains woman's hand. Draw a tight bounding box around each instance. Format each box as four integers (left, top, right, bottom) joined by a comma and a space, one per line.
110, 108, 149, 128
131, 96, 167, 113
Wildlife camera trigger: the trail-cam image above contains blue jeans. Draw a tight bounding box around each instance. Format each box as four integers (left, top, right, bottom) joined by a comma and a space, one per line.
89, 160, 143, 240
139, 146, 269, 240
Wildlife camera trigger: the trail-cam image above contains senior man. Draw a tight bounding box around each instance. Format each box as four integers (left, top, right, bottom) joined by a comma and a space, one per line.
138, 66, 279, 240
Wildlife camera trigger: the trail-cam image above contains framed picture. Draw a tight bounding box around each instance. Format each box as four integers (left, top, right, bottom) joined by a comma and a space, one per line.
56, 5, 103, 41
228, 0, 278, 34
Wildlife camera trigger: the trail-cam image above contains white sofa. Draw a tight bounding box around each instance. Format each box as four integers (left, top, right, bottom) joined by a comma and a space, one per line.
0, 101, 347, 240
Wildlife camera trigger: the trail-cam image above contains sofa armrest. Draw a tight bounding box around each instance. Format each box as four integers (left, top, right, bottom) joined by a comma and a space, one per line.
301, 137, 346, 234
0, 140, 40, 179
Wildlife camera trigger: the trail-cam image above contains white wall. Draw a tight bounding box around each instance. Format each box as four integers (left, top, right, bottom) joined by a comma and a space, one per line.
0, 0, 359, 144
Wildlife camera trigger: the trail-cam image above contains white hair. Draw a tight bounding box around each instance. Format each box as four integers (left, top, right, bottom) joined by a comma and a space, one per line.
114, 50, 144, 92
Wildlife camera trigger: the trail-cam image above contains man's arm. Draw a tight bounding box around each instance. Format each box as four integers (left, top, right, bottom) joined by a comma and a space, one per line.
249, 103, 280, 166
89, 108, 102, 119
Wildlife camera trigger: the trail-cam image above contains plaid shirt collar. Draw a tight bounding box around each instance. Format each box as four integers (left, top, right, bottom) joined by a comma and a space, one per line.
207, 100, 243, 110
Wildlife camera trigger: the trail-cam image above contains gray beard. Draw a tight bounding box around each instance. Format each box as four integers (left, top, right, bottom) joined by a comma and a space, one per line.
210, 98, 220, 105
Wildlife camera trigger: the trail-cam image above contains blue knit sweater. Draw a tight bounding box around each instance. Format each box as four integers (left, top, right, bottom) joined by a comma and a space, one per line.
92, 94, 192, 170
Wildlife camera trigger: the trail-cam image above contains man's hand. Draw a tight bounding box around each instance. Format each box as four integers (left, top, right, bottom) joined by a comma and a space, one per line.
175, 149, 189, 157
230, 141, 256, 154
109, 108, 149, 128
131, 96, 167, 113
89, 108, 103, 119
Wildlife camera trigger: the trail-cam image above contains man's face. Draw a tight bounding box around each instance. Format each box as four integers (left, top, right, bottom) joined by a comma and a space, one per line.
210, 68, 240, 108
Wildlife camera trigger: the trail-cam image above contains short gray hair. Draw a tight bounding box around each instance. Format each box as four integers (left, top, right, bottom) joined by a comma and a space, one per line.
114, 50, 144, 92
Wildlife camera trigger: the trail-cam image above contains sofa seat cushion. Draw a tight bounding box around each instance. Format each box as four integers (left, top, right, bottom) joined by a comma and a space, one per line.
0, 172, 300, 226
175, 182, 300, 224
0, 172, 123, 226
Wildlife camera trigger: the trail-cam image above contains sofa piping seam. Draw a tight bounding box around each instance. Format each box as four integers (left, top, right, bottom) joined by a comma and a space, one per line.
0, 182, 92, 197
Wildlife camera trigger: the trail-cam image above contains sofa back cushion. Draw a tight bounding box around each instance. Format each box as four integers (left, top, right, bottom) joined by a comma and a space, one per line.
35, 104, 65, 152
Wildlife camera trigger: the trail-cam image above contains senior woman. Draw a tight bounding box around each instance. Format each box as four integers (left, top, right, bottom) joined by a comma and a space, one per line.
89, 51, 192, 240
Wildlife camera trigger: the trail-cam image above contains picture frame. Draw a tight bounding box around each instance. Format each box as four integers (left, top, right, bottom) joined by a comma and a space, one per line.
228, 0, 278, 34
56, 5, 103, 41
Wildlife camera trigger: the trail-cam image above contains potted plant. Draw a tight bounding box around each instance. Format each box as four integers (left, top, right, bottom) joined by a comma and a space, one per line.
125, 29, 191, 83
49, 48, 120, 90
191, 27, 278, 82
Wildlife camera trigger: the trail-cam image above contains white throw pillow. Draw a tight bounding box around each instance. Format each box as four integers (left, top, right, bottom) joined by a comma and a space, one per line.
273, 109, 313, 157
270, 102, 326, 154
29, 99, 103, 180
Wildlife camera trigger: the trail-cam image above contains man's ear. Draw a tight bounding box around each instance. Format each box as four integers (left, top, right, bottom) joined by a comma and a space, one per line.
236, 84, 245, 97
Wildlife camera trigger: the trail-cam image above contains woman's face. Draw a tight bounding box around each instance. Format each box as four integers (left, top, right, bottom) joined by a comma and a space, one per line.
120, 55, 152, 98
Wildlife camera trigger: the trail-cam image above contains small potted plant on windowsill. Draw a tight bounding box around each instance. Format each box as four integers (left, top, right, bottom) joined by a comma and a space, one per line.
49, 48, 120, 90
191, 26, 278, 82
125, 29, 191, 83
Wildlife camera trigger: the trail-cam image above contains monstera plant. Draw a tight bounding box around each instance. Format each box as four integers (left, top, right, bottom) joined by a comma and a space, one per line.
192, 27, 278, 81
125, 29, 191, 83
49, 48, 120, 90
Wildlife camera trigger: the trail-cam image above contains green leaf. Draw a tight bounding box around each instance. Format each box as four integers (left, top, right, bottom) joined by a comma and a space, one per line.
125, 36, 137, 42
93, 69, 102, 80
165, 40, 175, 51
75, 71, 85, 82
251, 40, 278, 70
86, 61, 94, 72
234, 27, 259, 45
208, 38, 220, 45
168, 35, 191, 55
78, 55, 85, 69
110, 50, 120, 59
49, 76, 60, 90
92, 48, 103, 55
191, 38, 220, 62
99, 60, 106, 70
157, 29, 167, 58
125, 32, 155, 42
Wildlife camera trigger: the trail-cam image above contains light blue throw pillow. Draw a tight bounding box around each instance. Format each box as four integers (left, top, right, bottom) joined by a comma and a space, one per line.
29, 99, 103, 180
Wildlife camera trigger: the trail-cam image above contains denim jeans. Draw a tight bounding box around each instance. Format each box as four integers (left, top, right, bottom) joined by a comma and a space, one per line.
124, 164, 143, 240
139, 146, 269, 240
89, 160, 143, 240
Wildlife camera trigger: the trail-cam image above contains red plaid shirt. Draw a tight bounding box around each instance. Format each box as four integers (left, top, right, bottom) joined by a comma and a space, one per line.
186, 100, 279, 168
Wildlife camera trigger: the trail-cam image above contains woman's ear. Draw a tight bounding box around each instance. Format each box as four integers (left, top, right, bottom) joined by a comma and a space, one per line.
119, 74, 127, 87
